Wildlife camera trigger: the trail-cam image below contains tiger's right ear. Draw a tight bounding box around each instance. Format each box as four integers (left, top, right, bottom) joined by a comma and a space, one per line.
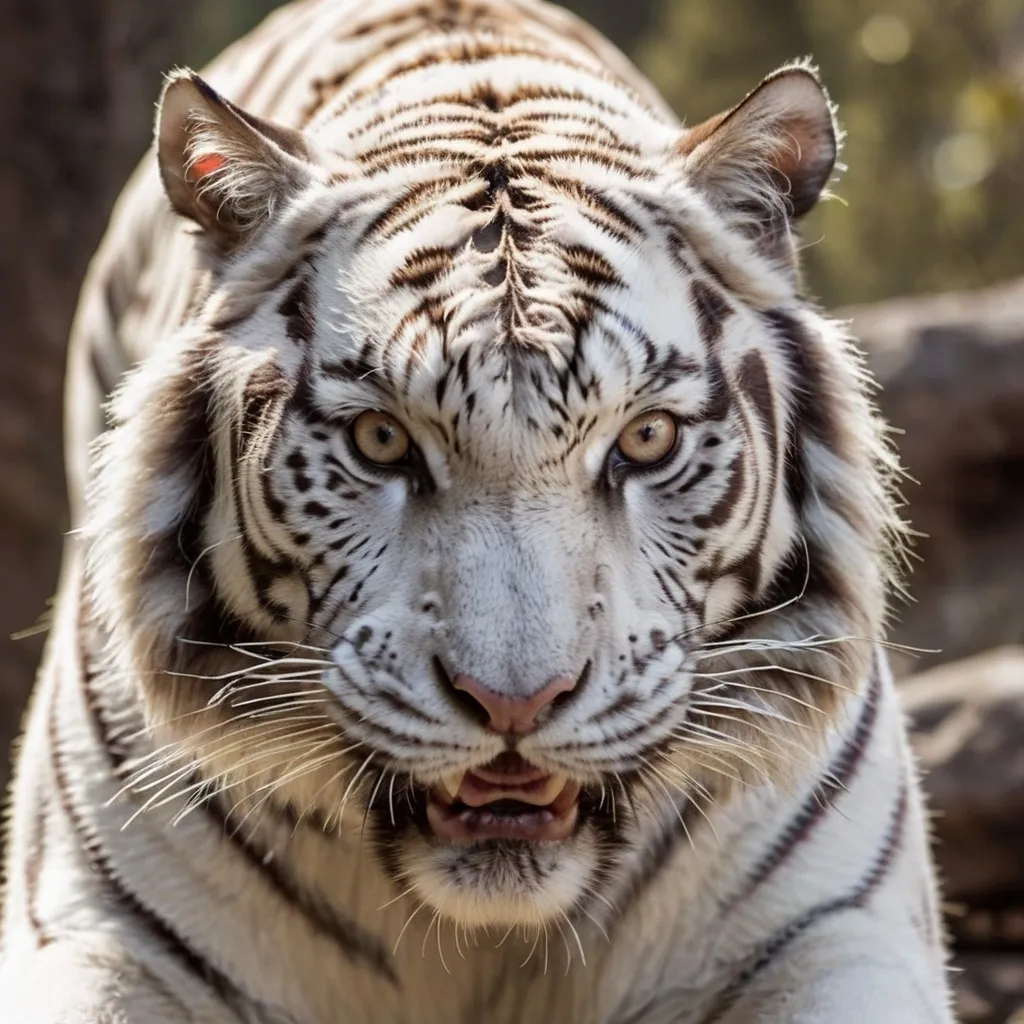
156, 70, 319, 252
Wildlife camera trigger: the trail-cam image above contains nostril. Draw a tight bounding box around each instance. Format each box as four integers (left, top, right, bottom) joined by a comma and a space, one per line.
430, 656, 449, 689
552, 660, 590, 714
433, 657, 491, 726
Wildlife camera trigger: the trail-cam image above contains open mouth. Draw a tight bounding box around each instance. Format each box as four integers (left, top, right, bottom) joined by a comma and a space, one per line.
426, 752, 582, 843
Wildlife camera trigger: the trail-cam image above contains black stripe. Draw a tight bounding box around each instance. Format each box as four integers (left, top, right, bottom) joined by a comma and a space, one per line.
702, 779, 909, 1024
277, 275, 317, 346
21, 801, 52, 950
733, 656, 883, 903
227, 426, 297, 623
691, 279, 734, 350
763, 308, 842, 454
201, 793, 399, 987
608, 790, 708, 936
47, 685, 251, 1011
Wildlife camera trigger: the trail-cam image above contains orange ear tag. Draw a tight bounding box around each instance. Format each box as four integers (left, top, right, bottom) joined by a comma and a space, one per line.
191, 154, 227, 180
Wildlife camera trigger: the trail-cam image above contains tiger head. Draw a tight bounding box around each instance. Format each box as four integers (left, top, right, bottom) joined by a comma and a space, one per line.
87, 57, 902, 930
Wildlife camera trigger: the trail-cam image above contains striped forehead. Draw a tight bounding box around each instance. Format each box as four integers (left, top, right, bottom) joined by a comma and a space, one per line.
303, 204, 731, 467
271, 25, 749, 464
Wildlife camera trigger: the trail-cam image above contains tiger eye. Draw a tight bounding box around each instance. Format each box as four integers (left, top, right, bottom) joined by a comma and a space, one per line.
616, 410, 678, 466
351, 410, 411, 465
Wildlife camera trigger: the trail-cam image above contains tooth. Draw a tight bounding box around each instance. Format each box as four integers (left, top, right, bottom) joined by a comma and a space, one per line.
547, 773, 568, 798
438, 771, 464, 800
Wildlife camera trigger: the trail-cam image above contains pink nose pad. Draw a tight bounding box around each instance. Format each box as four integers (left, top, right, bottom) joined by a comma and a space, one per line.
451, 673, 577, 734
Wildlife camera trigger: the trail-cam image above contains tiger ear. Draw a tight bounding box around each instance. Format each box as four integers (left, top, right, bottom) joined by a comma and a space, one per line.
156, 70, 319, 252
678, 64, 838, 250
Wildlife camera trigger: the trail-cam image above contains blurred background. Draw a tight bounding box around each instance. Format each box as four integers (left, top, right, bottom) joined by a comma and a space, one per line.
0, 0, 1022, 1019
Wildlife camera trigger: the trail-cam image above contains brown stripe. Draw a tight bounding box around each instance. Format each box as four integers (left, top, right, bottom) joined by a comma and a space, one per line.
389, 243, 462, 289
358, 176, 465, 242
334, 43, 606, 116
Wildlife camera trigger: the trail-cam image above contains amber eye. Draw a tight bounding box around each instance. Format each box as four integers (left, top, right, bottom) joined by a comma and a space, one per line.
616, 410, 678, 466
351, 410, 411, 465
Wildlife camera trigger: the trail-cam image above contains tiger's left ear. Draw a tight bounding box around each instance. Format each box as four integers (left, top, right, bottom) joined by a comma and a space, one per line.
156, 69, 320, 253
678, 64, 838, 247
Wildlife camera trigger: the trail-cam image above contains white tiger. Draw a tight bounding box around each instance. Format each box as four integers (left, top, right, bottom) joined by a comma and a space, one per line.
0, 0, 954, 1021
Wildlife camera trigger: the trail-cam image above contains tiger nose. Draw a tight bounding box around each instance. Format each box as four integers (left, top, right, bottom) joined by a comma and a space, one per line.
452, 672, 577, 735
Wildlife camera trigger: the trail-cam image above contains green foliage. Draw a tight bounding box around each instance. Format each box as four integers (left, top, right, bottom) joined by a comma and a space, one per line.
634, 0, 1024, 306
186, 0, 280, 69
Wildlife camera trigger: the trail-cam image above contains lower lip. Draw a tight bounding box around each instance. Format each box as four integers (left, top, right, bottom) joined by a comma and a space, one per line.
426, 795, 580, 843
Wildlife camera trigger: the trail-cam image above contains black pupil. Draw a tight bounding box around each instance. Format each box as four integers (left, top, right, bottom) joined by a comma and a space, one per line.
639, 421, 658, 443
375, 424, 394, 447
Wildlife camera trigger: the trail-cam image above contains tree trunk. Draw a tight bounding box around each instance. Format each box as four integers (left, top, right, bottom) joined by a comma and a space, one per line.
0, 0, 200, 795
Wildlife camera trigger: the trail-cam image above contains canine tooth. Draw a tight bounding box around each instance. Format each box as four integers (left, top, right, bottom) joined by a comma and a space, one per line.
548, 773, 569, 796
439, 771, 464, 800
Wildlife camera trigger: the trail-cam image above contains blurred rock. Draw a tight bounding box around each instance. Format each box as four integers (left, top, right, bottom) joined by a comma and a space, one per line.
903, 646, 1024, 1024
847, 278, 1024, 673
953, 953, 1024, 1024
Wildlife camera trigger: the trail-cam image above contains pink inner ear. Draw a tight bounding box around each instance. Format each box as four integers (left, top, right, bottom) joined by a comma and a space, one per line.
191, 154, 227, 180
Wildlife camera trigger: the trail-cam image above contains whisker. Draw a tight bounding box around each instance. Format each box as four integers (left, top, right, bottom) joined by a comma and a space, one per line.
691, 679, 832, 715
338, 751, 377, 825
669, 732, 773, 783
688, 698, 810, 732
552, 915, 574, 976
393, 899, 427, 956
387, 772, 398, 827
638, 760, 696, 850
650, 756, 722, 843
362, 769, 389, 836
675, 536, 812, 643
114, 717, 328, 809
376, 883, 418, 913
185, 534, 242, 613
435, 909, 451, 974
674, 748, 746, 787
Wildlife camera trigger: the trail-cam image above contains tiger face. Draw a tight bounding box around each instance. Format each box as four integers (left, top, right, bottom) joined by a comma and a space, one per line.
89, 50, 896, 931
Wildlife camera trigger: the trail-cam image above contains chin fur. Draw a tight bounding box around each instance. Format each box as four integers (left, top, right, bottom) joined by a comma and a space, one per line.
396, 830, 603, 928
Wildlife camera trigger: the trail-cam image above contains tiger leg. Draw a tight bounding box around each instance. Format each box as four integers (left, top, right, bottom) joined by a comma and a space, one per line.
710, 908, 953, 1023
0, 940, 235, 1024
